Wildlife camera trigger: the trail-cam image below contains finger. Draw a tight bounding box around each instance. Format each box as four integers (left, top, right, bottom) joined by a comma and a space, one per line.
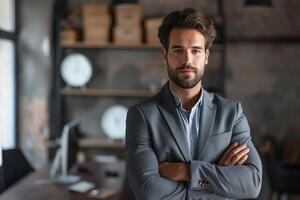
218, 142, 238, 164
159, 162, 169, 172
236, 154, 248, 165
231, 144, 248, 156
159, 162, 170, 167
230, 147, 249, 165
225, 144, 247, 162
221, 144, 248, 166
219, 143, 247, 165
224, 142, 239, 157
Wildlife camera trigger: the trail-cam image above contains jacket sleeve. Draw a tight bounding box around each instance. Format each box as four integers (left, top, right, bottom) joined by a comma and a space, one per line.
125, 106, 187, 200
189, 102, 262, 199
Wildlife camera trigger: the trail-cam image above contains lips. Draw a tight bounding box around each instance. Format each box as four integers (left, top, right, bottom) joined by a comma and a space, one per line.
177, 68, 195, 75
179, 69, 194, 73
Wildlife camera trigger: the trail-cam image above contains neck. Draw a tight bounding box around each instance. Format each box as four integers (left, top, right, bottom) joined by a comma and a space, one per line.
169, 81, 202, 111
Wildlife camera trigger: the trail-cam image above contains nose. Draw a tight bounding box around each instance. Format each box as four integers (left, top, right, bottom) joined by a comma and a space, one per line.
181, 50, 193, 66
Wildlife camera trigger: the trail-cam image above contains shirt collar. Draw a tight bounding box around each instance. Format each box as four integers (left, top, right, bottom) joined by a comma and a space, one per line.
169, 83, 203, 110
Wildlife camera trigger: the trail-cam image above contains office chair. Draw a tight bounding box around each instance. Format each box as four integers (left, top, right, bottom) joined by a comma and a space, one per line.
118, 176, 135, 200
0, 166, 4, 193
2, 148, 34, 190
265, 156, 300, 200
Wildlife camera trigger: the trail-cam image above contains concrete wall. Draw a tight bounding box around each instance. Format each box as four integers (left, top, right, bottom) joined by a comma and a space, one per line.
226, 44, 300, 141
19, 0, 53, 169
225, 0, 300, 37
225, 0, 300, 142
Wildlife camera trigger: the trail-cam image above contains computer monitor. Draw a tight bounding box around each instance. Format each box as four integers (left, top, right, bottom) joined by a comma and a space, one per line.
50, 119, 81, 184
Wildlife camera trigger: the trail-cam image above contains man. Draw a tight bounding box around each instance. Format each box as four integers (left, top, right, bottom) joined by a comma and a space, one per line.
126, 8, 262, 200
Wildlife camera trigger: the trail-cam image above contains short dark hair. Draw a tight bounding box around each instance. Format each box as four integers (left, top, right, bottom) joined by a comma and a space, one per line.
158, 8, 217, 50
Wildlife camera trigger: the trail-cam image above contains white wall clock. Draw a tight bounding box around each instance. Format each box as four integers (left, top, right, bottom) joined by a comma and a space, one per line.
60, 53, 92, 87
101, 105, 128, 140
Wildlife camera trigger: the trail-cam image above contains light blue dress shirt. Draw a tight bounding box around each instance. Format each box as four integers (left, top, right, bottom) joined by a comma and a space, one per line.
169, 85, 203, 159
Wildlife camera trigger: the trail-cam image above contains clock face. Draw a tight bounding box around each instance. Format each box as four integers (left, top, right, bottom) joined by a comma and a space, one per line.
101, 105, 128, 139
60, 53, 92, 87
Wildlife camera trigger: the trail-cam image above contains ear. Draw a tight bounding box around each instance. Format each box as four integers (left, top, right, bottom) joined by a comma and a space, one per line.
162, 47, 167, 60
205, 49, 210, 65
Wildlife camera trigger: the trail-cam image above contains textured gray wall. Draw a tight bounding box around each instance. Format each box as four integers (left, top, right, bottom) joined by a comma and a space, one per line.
19, 0, 53, 169
225, 0, 300, 143
225, 0, 300, 37
226, 44, 300, 141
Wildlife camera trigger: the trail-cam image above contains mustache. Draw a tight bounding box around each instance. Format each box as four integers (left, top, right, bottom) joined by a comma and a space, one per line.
176, 64, 197, 71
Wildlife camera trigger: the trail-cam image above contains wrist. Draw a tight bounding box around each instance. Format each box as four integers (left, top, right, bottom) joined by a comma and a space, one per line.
184, 164, 191, 182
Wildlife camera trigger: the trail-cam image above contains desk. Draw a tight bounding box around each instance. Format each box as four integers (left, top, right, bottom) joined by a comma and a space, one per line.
0, 168, 119, 200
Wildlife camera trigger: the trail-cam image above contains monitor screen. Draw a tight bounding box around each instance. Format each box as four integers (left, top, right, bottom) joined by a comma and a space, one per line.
67, 123, 80, 171
50, 119, 81, 184
61, 120, 80, 177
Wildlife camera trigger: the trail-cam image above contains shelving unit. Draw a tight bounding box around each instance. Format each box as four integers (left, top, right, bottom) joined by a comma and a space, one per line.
61, 42, 224, 51
78, 138, 124, 150
61, 42, 162, 49
61, 88, 156, 97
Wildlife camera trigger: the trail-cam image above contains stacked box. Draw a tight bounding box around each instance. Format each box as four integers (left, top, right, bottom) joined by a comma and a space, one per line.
61, 28, 78, 45
113, 4, 143, 45
82, 3, 111, 44
114, 4, 142, 26
145, 17, 163, 45
114, 27, 142, 45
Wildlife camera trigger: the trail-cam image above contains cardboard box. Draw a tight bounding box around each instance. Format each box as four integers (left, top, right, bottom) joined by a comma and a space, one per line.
146, 29, 160, 44
60, 28, 78, 45
114, 4, 143, 26
113, 26, 141, 45
145, 18, 163, 44
84, 27, 109, 44
82, 3, 111, 44
145, 17, 163, 29
82, 3, 109, 17
83, 15, 111, 28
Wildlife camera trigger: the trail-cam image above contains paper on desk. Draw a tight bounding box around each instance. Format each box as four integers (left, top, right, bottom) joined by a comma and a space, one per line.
88, 188, 116, 199
69, 181, 95, 193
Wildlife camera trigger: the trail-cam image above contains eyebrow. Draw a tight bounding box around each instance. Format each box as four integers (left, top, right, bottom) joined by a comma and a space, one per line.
170, 45, 204, 50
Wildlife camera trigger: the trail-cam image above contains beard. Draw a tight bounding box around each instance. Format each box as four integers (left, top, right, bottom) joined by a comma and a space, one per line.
167, 60, 203, 89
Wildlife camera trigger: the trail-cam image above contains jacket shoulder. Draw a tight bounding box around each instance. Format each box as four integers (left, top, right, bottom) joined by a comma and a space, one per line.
128, 94, 160, 113
207, 91, 240, 112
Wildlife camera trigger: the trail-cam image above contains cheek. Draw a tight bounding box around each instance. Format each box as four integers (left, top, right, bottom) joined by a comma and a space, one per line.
193, 56, 206, 66
167, 54, 180, 66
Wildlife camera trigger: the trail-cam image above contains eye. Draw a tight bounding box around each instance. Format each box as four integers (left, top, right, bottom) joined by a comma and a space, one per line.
172, 48, 183, 54
191, 49, 201, 54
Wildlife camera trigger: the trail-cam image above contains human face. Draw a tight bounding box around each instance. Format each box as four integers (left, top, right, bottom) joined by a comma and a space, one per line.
164, 28, 209, 89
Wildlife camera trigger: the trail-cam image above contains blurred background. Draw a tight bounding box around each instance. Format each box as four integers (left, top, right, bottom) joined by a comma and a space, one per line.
1, 0, 300, 199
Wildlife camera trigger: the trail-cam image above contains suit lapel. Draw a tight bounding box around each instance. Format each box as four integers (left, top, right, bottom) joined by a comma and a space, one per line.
157, 83, 191, 162
197, 90, 216, 160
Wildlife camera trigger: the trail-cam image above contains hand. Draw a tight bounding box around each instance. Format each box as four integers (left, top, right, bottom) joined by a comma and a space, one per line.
159, 162, 190, 182
218, 142, 249, 166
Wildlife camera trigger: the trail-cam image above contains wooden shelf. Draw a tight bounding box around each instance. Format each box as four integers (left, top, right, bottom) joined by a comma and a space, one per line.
227, 36, 300, 43
62, 42, 162, 49
61, 88, 156, 97
61, 42, 224, 51
79, 138, 124, 150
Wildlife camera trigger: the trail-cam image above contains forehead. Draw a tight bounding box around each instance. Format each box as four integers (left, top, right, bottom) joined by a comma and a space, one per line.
168, 28, 205, 48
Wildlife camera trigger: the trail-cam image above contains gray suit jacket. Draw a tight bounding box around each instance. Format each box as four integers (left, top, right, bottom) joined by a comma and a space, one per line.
126, 83, 262, 200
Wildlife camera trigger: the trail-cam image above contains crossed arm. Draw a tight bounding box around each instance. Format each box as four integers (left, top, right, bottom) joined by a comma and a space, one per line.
126, 103, 262, 200
159, 142, 250, 182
